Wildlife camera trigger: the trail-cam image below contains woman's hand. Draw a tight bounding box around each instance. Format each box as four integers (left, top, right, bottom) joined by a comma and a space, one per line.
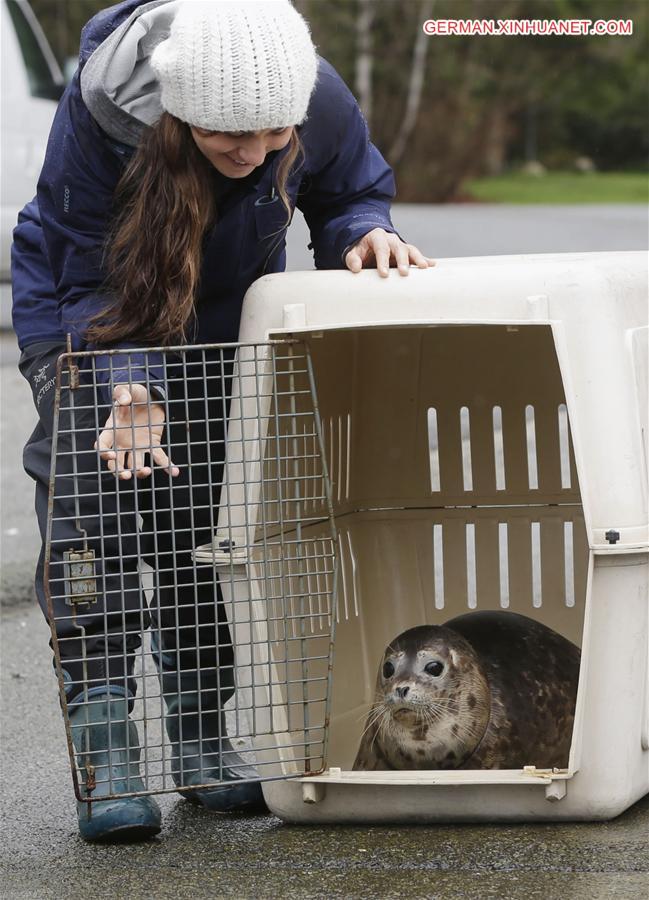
95, 384, 180, 480
344, 228, 436, 277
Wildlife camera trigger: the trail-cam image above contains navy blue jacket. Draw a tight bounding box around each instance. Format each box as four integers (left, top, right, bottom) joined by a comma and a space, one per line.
11, 0, 400, 398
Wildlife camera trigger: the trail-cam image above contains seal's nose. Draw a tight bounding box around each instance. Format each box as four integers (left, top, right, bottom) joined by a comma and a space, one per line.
396, 685, 410, 699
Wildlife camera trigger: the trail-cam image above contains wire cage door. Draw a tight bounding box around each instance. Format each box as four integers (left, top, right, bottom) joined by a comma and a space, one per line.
44, 339, 338, 803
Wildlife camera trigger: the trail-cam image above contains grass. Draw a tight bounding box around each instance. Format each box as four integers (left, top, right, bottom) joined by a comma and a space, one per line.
465, 171, 648, 204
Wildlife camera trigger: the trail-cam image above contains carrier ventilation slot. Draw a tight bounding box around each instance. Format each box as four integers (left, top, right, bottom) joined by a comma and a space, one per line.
531, 521, 542, 607
346, 413, 352, 500
331, 528, 363, 622
335, 528, 360, 622
433, 523, 444, 609
427, 407, 441, 491
346, 528, 360, 618
321, 417, 330, 504
498, 522, 510, 607
525, 405, 539, 490
493, 405, 506, 490
336, 532, 348, 622
563, 521, 575, 608
460, 407, 473, 491
323, 413, 352, 504
465, 523, 477, 608
558, 403, 572, 489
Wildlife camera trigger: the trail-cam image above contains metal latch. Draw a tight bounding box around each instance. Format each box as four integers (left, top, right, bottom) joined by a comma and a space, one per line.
63, 549, 98, 606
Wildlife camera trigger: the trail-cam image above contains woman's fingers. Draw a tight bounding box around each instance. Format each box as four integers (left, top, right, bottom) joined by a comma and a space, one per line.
114, 451, 147, 480
103, 438, 179, 480
345, 246, 363, 273
113, 385, 133, 407
131, 448, 151, 478
373, 234, 391, 277
151, 445, 180, 477
109, 449, 128, 478
96, 421, 115, 453
97, 446, 116, 464
409, 245, 436, 268
394, 239, 411, 275
96, 430, 118, 469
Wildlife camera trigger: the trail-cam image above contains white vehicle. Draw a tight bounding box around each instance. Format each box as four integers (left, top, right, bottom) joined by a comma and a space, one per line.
0, 0, 63, 283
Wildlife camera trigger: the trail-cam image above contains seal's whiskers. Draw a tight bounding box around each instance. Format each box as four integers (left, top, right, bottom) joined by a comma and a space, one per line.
356, 693, 386, 724
359, 703, 389, 740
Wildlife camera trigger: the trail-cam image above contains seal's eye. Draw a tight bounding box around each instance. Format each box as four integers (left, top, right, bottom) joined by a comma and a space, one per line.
424, 660, 444, 677
382, 661, 395, 679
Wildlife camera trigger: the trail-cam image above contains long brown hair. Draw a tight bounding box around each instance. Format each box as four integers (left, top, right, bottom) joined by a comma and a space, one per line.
87, 113, 303, 345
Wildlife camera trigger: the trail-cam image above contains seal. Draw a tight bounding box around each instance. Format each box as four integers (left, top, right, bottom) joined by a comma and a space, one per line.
352, 611, 580, 771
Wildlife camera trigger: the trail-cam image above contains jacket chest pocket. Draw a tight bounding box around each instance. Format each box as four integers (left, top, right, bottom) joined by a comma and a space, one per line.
254, 193, 292, 242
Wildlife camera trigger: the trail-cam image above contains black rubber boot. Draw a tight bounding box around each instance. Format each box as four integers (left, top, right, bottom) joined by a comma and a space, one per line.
69, 693, 162, 841
151, 634, 266, 812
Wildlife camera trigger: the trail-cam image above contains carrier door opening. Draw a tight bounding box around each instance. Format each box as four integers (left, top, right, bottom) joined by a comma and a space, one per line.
302, 325, 588, 776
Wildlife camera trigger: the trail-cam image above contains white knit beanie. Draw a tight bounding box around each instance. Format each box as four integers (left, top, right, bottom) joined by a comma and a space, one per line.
150, 0, 318, 132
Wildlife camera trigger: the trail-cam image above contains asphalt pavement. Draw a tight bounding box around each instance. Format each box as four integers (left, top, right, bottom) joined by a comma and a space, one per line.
1, 204, 648, 899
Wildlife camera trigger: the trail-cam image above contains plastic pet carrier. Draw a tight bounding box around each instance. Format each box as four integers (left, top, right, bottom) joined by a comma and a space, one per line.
47, 251, 647, 823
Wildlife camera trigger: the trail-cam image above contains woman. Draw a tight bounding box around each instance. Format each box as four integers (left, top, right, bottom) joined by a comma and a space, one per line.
11, 0, 434, 843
